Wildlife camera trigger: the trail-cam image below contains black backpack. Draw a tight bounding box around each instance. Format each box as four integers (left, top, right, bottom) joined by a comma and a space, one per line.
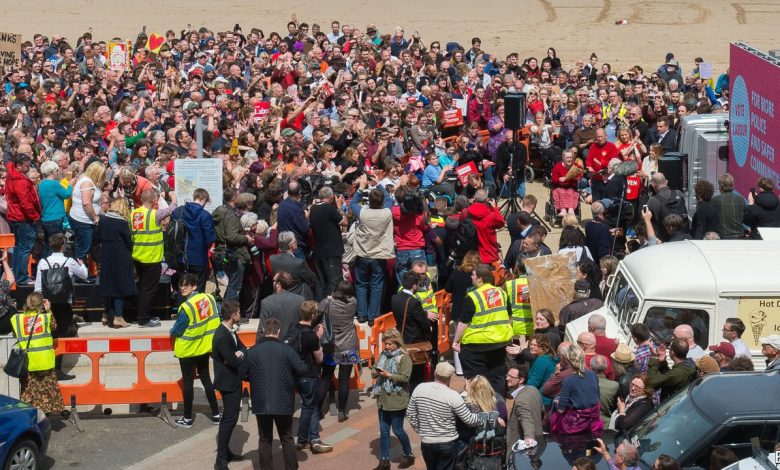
165, 207, 189, 268
449, 215, 479, 260
282, 322, 303, 354
42, 258, 73, 303
659, 190, 691, 234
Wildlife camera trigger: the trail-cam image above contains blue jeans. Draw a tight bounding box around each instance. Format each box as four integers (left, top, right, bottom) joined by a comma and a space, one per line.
378, 408, 412, 460
296, 377, 320, 443
355, 257, 385, 321
223, 261, 245, 302
68, 216, 94, 263
40, 218, 64, 258
10, 221, 36, 283
395, 249, 425, 286
421, 440, 459, 470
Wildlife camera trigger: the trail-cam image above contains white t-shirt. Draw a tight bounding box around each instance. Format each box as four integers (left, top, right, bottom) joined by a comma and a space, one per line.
69, 176, 102, 224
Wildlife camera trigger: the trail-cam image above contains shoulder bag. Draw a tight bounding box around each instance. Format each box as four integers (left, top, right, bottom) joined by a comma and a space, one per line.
400, 296, 433, 365
3, 312, 41, 379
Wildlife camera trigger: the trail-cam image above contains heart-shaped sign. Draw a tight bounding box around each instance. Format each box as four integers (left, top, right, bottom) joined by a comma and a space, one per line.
146, 33, 165, 53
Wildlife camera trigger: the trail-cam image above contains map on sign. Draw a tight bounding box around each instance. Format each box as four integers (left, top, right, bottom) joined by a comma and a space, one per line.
174, 159, 223, 213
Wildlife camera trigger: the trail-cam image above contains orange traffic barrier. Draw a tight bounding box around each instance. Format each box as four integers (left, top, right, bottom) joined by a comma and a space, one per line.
0, 233, 14, 250
368, 313, 397, 365
434, 290, 452, 354
491, 261, 506, 286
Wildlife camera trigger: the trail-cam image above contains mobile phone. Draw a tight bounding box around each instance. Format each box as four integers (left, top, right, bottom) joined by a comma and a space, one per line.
642, 204, 648, 212
750, 187, 756, 197
512, 338, 521, 346
375, 366, 385, 372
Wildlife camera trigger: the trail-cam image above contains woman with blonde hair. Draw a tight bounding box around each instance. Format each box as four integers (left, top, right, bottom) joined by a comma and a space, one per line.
69, 161, 107, 265
371, 328, 414, 470
96, 198, 136, 328
551, 344, 603, 434
445, 250, 482, 375
11, 292, 64, 415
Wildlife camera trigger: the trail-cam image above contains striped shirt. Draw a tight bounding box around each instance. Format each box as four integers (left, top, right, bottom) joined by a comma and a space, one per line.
406, 382, 481, 444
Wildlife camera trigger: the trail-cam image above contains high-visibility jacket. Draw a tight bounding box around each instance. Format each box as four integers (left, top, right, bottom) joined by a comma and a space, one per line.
130, 206, 164, 263
173, 293, 220, 358
462, 283, 513, 345
11, 311, 54, 372
505, 276, 534, 337
399, 272, 437, 313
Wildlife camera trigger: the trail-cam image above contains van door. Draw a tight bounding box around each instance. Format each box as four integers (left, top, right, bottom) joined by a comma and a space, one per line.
639, 303, 714, 349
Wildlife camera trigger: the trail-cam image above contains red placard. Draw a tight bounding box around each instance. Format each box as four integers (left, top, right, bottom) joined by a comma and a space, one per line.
253, 102, 270, 122
456, 161, 478, 185
443, 109, 464, 128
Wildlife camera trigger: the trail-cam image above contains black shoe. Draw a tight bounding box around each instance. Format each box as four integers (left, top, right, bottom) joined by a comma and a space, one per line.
239, 317, 250, 324
57, 370, 76, 381
214, 462, 228, 470
338, 410, 348, 422
399, 455, 416, 469
357, 316, 368, 323
139, 319, 161, 328
227, 450, 245, 462
295, 440, 308, 451
372, 459, 391, 470
309, 440, 333, 454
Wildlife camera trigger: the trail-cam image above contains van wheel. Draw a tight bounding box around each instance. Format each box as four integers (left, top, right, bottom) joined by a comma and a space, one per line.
4, 438, 39, 470
524, 167, 535, 183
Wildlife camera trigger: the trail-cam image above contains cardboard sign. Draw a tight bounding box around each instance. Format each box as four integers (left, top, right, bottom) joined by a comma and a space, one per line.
174, 159, 224, 213
698, 63, 713, 79
0, 32, 22, 68
107, 42, 128, 72
253, 101, 270, 122
145, 33, 165, 54
524, 252, 578, 321
443, 109, 464, 128
455, 161, 478, 185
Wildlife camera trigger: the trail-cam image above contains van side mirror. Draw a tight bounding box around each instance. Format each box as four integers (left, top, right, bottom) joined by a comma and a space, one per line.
606, 274, 616, 289
718, 145, 728, 161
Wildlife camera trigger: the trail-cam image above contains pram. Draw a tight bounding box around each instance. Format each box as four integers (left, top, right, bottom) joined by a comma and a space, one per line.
456, 411, 507, 470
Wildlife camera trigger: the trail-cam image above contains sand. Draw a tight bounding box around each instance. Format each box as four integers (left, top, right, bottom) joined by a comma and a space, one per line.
5, 0, 780, 75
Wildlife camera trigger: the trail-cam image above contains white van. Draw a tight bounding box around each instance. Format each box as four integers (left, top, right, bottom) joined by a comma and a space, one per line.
565, 240, 780, 369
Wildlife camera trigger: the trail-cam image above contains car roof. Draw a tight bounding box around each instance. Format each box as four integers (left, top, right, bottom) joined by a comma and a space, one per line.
510, 432, 614, 470
690, 371, 780, 422
622, 241, 780, 303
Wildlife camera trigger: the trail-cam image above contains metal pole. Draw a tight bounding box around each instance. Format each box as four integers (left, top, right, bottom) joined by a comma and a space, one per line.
195, 117, 203, 158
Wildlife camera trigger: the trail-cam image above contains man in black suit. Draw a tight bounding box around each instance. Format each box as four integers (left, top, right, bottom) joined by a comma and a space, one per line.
257, 271, 305, 341
391, 271, 433, 390
643, 116, 677, 153
270, 231, 317, 301
212, 300, 247, 470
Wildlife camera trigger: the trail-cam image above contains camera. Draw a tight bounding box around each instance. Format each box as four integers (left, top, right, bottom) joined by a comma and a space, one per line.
400, 189, 425, 215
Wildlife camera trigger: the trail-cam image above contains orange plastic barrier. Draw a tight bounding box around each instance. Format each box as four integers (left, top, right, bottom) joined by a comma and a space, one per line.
434, 290, 452, 354
368, 313, 397, 365
0, 233, 14, 250
491, 261, 506, 286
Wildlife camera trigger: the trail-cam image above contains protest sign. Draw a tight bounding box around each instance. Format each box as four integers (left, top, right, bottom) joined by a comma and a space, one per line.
0, 32, 22, 68
174, 159, 223, 213
108, 42, 129, 72
253, 101, 270, 122
455, 161, 478, 185
443, 109, 464, 128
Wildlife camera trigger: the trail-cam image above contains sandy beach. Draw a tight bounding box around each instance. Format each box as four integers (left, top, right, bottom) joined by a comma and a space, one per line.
5, 0, 780, 74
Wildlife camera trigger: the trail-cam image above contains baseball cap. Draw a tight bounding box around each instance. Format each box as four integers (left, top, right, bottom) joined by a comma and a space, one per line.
434, 362, 455, 378
759, 334, 780, 349
574, 280, 591, 295
708, 341, 735, 358
696, 355, 720, 375
280, 128, 297, 137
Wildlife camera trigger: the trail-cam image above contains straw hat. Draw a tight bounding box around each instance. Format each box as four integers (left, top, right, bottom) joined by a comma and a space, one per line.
611, 343, 635, 364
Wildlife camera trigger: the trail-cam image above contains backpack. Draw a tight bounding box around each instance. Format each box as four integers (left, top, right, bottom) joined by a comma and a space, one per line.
282, 322, 303, 354
164, 207, 189, 268
449, 214, 478, 260
659, 189, 691, 234
42, 258, 73, 303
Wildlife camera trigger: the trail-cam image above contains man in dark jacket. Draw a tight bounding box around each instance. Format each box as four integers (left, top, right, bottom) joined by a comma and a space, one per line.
559, 280, 604, 328
212, 300, 247, 470
213, 187, 252, 302
744, 177, 780, 239
257, 271, 306, 340
241, 317, 307, 470
392, 271, 433, 390
648, 338, 697, 402
276, 181, 310, 259
174, 188, 215, 293
6, 155, 41, 284
308, 187, 346, 300
269, 232, 316, 300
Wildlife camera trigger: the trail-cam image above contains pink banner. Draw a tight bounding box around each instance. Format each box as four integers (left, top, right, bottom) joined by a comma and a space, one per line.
729, 44, 780, 196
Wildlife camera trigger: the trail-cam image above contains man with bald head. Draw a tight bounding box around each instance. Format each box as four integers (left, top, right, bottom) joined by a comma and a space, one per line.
579, 332, 615, 379
591, 354, 618, 426
673, 324, 705, 360
542, 341, 574, 400
586, 128, 619, 201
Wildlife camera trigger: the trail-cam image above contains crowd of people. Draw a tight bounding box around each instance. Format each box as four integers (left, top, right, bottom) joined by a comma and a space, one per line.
1, 16, 779, 470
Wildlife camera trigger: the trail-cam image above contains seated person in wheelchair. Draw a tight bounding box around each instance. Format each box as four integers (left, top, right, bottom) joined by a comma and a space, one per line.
551, 149, 583, 217
421, 152, 457, 201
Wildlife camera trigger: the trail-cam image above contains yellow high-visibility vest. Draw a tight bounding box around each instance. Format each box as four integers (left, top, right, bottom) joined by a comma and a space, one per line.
130, 206, 164, 263
505, 276, 534, 337
173, 292, 220, 358
462, 283, 513, 345
399, 272, 437, 313
11, 311, 55, 372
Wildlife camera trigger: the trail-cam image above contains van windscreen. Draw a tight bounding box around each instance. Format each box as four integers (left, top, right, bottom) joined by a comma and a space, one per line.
608, 272, 640, 330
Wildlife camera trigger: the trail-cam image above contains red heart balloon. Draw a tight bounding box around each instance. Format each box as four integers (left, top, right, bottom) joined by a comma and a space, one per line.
147, 33, 164, 52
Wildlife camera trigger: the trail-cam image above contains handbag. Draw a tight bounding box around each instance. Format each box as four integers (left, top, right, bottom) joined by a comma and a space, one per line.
320, 300, 334, 348
3, 312, 40, 379
400, 297, 433, 365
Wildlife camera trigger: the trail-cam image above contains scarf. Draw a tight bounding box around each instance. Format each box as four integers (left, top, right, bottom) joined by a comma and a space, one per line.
372, 348, 404, 397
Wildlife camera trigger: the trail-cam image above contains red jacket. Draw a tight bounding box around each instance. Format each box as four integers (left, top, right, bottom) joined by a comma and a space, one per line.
465, 202, 505, 264
5, 163, 41, 222
586, 141, 619, 182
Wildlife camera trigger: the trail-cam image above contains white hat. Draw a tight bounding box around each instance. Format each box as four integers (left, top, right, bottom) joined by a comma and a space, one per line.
214, 76, 229, 84
759, 335, 780, 349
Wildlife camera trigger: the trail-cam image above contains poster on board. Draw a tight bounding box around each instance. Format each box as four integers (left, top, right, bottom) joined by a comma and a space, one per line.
174, 159, 223, 213
0, 32, 22, 68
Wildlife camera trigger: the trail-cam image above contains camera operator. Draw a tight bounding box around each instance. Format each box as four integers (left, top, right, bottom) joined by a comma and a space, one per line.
392, 182, 429, 286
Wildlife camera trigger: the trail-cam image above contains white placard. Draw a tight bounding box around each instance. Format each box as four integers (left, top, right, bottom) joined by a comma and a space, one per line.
174, 158, 223, 213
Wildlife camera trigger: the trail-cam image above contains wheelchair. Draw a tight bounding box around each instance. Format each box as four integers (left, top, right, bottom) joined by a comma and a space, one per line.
543, 177, 582, 228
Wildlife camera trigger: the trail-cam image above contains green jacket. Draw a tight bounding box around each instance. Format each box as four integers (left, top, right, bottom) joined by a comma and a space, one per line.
373, 352, 412, 411
212, 204, 250, 263
648, 357, 696, 401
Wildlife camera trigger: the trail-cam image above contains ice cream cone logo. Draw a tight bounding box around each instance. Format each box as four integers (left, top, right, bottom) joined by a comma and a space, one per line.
749, 309, 767, 343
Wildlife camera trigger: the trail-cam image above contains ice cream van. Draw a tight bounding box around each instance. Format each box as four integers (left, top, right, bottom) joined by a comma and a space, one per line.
565, 240, 780, 370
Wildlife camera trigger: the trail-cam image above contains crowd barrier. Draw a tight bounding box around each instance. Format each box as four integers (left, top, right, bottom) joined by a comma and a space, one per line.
54, 324, 367, 429
368, 289, 453, 365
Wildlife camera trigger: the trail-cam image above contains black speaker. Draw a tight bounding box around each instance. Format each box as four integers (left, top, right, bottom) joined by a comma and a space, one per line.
504, 93, 526, 130
659, 152, 688, 192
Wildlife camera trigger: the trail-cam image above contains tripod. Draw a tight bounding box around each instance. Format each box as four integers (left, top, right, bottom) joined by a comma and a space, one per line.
609, 178, 629, 256
500, 130, 522, 218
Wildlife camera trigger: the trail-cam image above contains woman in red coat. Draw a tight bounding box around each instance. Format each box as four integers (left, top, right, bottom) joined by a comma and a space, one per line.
551, 149, 583, 216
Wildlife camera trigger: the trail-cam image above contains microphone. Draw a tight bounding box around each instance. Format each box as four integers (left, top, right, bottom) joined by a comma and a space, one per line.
613, 160, 639, 177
